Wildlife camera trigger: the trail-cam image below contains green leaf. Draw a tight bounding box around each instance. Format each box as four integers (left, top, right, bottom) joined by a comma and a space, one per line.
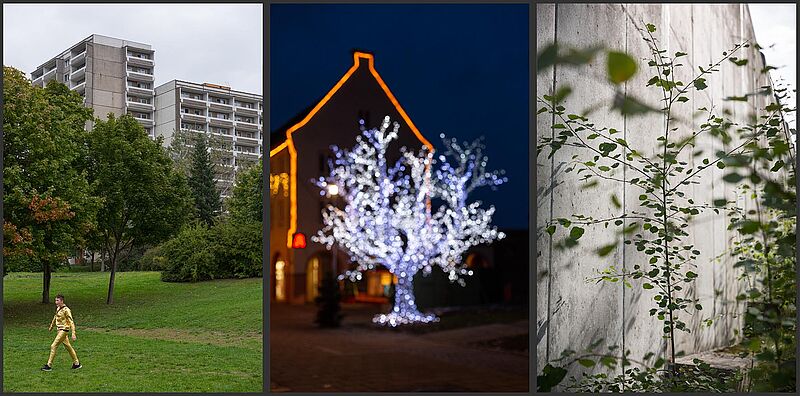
695, 304, 703, 310
729, 57, 748, 66
597, 243, 616, 257
607, 51, 638, 84
546, 225, 556, 236
676, 96, 689, 103
654, 357, 665, 368
612, 92, 659, 116
722, 173, 743, 183
674, 51, 687, 57
611, 194, 621, 209
578, 359, 596, 368
643, 283, 654, 290
537, 364, 568, 392
646, 23, 656, 33
693, 78, 708, 90
554, 85, 573, 104
569, 227, 585, 240
716, 161, 725, 169
770, 160, 784, 172
686, 271, 698, 278
739, 220, 760, 234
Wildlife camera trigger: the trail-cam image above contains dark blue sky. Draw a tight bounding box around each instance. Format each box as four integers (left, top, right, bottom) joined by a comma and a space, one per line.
270, 4, 529, 230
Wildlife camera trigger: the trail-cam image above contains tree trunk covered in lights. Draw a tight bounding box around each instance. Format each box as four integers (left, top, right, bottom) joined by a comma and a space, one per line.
313, 116, 506, 326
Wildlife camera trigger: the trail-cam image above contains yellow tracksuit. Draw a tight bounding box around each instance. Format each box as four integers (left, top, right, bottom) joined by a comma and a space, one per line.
48, 306, 79, 365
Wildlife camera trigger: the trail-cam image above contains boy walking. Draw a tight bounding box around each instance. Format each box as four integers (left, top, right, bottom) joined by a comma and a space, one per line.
41, 294, 81, 371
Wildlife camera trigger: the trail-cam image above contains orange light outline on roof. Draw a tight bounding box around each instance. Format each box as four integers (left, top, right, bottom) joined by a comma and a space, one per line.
270, 51, 433, 248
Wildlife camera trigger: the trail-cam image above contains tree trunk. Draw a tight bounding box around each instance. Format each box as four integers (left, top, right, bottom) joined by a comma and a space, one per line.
106, 240, 120, 305
373, 271, 438, 326
41, 263, 51, 304
90, 251, 95, 272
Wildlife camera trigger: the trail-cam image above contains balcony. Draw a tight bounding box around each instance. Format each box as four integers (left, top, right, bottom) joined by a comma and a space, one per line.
130, 113, 154, 126
234, 103, 258, 115
209, 100, 233, 112
235, 131, 259, 142
235, 119, 259, 131
127, 84, 153, 95
180, 95, 206, 107
127, 98, 154, 112
70, 66, 86, 81
126, 69, 154, 82
71, 80, 86, 93
127, 54, 153, 67
70, 51, 86, 66
180, 111, 206, 123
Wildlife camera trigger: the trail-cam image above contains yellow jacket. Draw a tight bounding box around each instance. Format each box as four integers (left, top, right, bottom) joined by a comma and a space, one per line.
49, 306, 76, 333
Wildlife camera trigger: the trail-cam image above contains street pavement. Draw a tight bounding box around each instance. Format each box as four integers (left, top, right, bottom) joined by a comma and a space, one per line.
269, 303, 529, 392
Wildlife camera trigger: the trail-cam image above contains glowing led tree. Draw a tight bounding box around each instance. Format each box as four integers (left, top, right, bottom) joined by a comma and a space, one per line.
313, 116, 506, 326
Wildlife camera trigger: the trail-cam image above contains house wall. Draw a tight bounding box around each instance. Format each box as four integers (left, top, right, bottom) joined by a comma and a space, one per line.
287, 59, 431, 303
536, 3, 773, 384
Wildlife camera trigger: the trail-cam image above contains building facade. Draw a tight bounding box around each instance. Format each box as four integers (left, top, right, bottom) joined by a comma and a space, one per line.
31, 34, 155, 136
269, 51, 435, 304
154, 80, 263, 196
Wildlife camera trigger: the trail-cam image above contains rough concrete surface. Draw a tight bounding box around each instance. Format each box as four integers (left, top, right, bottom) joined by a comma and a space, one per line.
536, 3, 774, 385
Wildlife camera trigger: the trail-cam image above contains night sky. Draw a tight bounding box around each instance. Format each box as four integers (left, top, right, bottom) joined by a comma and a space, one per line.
270, 4, 529, 230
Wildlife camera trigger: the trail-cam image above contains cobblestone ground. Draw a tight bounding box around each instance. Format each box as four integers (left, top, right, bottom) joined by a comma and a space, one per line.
269, 303, 529, 392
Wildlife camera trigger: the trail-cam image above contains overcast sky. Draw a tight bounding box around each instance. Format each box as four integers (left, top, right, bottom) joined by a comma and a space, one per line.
749, 4, 796, 128
3, 3, 262, 95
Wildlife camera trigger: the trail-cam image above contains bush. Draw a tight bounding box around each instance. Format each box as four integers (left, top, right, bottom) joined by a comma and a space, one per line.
4, 255, 42, 272
212, 220, 263, 278
137, 244, 169, 271
159, 220, 262, 282
160, 223, 217, 282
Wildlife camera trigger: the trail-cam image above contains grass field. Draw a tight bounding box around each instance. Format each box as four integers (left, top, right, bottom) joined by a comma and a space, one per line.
3, 271, 263, 393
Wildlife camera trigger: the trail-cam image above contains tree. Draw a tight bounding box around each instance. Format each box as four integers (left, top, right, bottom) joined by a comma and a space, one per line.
2, 67, 97, 302
188, 134, 222, 226
226, 159, 263, 223
87, 114, 192, 304
312, 116, 505, 326
167, 128, 235, 196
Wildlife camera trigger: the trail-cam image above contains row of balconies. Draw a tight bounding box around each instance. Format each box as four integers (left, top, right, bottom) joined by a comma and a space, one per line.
180, 125, 261, 142
179, 108, 261, 128
179, 93, 262, 113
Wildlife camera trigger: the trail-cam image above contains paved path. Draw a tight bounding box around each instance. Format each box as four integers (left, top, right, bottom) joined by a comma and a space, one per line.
269, 303, 529, 392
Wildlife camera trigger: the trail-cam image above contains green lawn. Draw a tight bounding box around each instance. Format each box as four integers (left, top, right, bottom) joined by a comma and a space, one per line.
3, 272, 263, 393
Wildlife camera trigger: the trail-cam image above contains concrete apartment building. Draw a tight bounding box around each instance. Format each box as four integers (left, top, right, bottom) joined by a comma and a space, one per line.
29, 34, 263, 197
154, 80, 263, 196
30, 34, 156, 136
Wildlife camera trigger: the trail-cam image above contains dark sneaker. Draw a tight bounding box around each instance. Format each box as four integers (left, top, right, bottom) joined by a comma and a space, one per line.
41, 364, 52, 371
71, 363, 82, 370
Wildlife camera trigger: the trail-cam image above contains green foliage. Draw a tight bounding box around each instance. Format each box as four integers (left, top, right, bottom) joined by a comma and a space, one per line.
226, 160, 263, 223
606, 51, 637, 84
159, 220, 262, 282
536, 20, 786, 391
160, 223, 217, 282
719, 97, 796, 392
88, 114, 193, 302
188, 134, 222, 226
211, 220, 263, 279
2, 66, 98, 301
137, 245, 169, 272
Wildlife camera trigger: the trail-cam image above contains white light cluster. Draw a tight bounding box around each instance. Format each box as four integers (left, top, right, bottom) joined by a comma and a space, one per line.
312, 116, 506, 326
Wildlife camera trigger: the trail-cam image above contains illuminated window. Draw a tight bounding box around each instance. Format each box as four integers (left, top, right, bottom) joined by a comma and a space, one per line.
306, 258, 320, 302
275, 260, 286, 302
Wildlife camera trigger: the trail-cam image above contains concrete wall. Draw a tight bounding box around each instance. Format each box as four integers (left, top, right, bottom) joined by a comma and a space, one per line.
87, 42, 126, 121
536, 3, 773, 383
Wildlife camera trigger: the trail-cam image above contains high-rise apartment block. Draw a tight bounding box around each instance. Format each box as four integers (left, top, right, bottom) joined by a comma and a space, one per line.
154, 80, 263, 195
29, 34, 262, 196
30, 34, 156, 136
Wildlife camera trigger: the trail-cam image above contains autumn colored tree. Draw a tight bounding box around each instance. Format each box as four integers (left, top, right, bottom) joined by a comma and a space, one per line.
2, 66, 98, 302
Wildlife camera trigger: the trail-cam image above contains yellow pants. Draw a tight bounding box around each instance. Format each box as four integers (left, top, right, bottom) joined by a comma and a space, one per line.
48, 330, 79, 365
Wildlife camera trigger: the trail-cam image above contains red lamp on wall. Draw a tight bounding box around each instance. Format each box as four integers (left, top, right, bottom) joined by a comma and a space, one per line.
291, 232, 307, 249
